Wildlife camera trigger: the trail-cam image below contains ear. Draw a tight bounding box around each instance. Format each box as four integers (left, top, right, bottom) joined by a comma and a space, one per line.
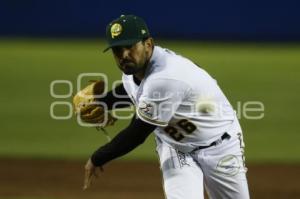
145, 37, 154, 49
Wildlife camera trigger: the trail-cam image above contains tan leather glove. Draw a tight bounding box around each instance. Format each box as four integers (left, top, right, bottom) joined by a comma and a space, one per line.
73, 80, 116, 127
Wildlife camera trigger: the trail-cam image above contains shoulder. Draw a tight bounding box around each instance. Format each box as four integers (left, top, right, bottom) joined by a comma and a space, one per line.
137, 77, 190, 127
142, 77, 191, 99
149, 46, 201, 83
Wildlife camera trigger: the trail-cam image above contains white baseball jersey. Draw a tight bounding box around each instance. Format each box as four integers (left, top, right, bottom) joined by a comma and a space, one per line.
122, 46, 249, 199
122, 46, 242, 153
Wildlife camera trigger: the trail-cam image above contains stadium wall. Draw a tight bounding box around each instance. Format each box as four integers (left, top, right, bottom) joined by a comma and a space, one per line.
0, 0, 299, 41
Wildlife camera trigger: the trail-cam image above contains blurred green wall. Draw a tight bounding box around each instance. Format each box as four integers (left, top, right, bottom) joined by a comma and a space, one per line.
0, 38, 299, 163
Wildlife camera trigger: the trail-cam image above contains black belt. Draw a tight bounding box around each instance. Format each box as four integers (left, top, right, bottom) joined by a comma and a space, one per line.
192, 133, 231, 152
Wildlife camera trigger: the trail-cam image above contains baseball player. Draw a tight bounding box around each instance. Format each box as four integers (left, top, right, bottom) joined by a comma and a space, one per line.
80, 15, 250, 198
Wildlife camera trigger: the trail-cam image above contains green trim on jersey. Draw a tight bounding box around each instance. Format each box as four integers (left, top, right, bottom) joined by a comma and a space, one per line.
137, 108, 168, 127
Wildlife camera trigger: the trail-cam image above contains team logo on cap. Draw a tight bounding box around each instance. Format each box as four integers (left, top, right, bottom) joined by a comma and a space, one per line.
111, 23, 122, 38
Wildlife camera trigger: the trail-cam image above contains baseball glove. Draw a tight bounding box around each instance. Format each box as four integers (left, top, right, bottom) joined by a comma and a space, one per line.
73, 80, 116, 127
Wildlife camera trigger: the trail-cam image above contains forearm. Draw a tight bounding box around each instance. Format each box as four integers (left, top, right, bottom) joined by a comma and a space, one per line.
91, 118, 156, 167
96, 83, 132, 110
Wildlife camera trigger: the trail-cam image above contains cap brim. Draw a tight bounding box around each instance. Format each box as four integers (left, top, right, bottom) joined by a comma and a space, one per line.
103, 39, 141, 53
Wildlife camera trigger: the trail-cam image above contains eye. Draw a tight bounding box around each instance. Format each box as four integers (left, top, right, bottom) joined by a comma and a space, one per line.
112, 46, 122, 54
124, 44, 133, 49
112, 45, 133, 54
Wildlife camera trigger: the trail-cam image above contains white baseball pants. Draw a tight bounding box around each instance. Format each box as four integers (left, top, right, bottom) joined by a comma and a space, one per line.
155, 134, 250, 199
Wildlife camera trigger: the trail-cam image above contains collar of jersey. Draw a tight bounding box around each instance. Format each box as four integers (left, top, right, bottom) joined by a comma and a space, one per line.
145, 45, 161, 76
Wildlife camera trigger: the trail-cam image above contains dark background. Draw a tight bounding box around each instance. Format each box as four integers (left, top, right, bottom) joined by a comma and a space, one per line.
1, 0, 299, 40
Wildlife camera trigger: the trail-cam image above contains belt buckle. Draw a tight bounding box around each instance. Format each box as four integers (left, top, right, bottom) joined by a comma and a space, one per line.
215, 132, 230, 146
192, 133, 230, 152
214, 138, 223, 146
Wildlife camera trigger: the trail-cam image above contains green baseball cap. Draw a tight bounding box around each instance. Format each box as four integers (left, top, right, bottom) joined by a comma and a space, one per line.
103, 15, 150, 52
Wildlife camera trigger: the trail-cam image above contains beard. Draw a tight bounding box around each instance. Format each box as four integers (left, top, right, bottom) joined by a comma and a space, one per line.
117, 49, 150, 75
122, 65, 140, 75
119, 60, 146, 75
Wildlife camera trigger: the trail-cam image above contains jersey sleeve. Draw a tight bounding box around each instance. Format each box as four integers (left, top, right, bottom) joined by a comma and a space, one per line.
136, 78, 190, 127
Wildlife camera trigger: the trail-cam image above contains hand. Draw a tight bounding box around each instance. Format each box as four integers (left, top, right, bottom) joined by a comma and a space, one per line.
83, 158, 103, 190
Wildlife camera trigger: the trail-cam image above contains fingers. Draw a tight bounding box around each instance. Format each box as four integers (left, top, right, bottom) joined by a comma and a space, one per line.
83, 159, 93, 190
83, 159, 101, 190
76, 103, 115, 125
78, 103, 99, 115
82, 115, 106, 124
83, 167, 94, 190
81, 106, 104, 120
83, 159, 104, 190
